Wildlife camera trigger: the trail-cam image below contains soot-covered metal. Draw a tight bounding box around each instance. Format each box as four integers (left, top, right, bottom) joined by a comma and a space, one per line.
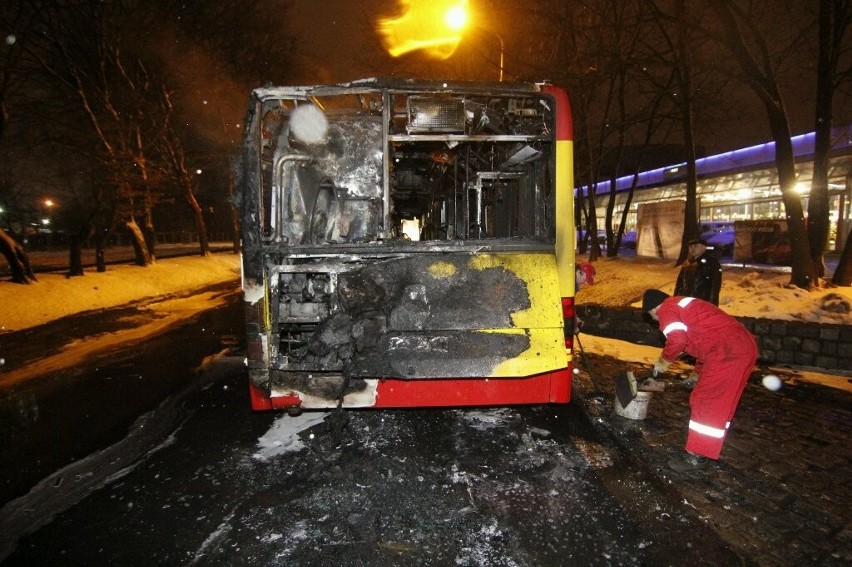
277, 254, 530, 376
239, 79, 565, 407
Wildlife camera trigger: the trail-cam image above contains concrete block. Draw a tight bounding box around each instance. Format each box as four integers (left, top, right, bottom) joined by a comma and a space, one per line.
815, 355, 838, 369
770, 321, 789, 335
819, 327, 840, 341
819, 341, 837, 355
794, 352, 814, 365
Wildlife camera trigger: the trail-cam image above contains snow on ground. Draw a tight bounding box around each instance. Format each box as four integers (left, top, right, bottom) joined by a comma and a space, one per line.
0, 253, 241, 333
1, 251, 848, 391
576, 254, 852, 325
574, 255, 852, 392
253, 412, 330, 461
3, 252, 849, 333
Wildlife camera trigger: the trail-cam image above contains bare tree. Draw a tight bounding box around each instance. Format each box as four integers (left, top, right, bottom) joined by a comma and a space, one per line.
160, 90, 210, 257
812, 0, 852, 287
0, 0, 38, 282
0, 228, 35, 283
31, 0, 175, 266
709, 1, 816, 289
640, 0, 704, 266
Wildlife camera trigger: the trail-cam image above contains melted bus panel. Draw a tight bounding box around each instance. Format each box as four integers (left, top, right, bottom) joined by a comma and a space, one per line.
237, 78, 575, 410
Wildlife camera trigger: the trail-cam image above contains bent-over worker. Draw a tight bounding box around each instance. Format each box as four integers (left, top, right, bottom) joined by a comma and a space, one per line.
642, 289, 758, 472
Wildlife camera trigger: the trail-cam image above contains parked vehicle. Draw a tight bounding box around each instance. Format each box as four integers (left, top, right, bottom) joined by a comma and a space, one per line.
700, 222, 734, 255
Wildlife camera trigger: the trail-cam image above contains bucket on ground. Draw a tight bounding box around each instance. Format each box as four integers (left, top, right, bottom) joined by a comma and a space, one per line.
614, 391, 652, 420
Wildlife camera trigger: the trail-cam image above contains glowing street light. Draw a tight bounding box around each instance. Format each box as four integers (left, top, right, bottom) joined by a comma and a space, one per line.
453, 6, 504, 82
445, 5, 467, 30
376, 0, 503, 81
377, 0, 467, 59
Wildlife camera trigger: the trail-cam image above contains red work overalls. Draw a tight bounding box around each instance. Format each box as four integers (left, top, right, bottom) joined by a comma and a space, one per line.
657, 296, 758, 459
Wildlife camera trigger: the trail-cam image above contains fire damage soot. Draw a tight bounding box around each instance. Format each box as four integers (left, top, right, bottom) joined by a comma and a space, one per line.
268, 255, 532, 401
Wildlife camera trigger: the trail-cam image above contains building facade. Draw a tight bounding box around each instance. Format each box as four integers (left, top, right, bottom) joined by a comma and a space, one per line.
580, 125, 852, 252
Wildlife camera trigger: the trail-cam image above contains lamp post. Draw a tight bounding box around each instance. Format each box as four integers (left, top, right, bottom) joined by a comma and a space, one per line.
40, 198, 55, 249
494, 32, 504, 82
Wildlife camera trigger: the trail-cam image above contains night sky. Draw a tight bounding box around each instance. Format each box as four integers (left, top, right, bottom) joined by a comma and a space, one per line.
282, 0, 842, 155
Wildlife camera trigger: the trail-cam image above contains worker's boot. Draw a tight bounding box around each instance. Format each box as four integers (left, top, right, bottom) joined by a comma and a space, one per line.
667, 451, 709, 472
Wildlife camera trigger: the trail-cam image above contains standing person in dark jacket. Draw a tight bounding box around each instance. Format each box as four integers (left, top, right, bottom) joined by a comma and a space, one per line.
643, 289, 758, 472
674, 238, 722, 305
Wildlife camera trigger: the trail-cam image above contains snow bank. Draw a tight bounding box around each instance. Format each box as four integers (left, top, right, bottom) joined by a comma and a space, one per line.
0, 253, 241, 332
576, 256, 852, 325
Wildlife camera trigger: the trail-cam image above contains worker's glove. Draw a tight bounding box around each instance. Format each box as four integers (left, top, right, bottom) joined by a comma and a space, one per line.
573, 317, 584, 335
652, 358, 671, 377
682, 372, 699, 388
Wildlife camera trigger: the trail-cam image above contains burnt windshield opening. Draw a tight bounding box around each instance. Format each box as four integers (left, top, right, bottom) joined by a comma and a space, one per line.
257, 89, 556, 246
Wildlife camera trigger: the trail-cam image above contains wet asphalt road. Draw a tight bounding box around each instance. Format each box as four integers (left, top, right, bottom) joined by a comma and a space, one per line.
0, 282, 244, 505
0, 296, 747, 566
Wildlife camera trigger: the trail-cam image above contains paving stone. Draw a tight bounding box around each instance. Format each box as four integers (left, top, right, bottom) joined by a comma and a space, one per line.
573, 351, 852, 567
756, 461, 795, 482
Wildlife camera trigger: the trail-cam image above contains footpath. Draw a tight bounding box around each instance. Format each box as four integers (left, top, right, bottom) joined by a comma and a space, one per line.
572, 351, 851, 567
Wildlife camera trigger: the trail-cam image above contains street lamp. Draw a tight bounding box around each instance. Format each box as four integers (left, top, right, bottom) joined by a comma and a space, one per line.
493, 32, 504, 82
445, 5, 467, 30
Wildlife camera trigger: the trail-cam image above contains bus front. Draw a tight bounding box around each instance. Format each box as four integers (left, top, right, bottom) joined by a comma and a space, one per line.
237, 78, 576, 411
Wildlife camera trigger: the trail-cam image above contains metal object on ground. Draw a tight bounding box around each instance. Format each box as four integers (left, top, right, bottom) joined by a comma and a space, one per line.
574, 332, 593, 374
614, 371, 637, 408
637, 375, 666, 392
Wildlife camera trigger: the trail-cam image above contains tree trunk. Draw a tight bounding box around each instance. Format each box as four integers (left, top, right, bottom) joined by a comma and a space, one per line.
185, 185, 210, 256
770, 114, 815, 289
0, 228, 37, 284
611, 173, 639, 257
832, 226, 852, 286
587, 181, 601, 261
808, 0, 844, 284
194, 208, 210, 256
126, 218, 153, 266
676, 1, 700, 269
67, 222, 94, 277
143, 189, 157, 261
95, 229, 107, 272
67, 235, 85, 277
604, 174, 617, 257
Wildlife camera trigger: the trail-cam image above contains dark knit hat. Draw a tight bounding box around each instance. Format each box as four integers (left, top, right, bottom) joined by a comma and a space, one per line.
642, 289, 670, 312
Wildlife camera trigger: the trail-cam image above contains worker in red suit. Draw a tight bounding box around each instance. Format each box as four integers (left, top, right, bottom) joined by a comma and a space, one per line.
642, 289, 758, 472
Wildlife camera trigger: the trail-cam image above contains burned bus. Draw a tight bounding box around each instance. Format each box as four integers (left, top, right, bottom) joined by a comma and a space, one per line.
236, 78, 578, 411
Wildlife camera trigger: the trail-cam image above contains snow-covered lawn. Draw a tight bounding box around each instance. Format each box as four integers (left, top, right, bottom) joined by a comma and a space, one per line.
1, 251, 849, 391
4, 252, 849, 333
0, 253, 241, 333
576, 254, 852, 326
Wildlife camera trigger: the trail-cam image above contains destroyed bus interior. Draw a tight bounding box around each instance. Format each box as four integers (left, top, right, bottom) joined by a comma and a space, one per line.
239, 79, 574, 411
